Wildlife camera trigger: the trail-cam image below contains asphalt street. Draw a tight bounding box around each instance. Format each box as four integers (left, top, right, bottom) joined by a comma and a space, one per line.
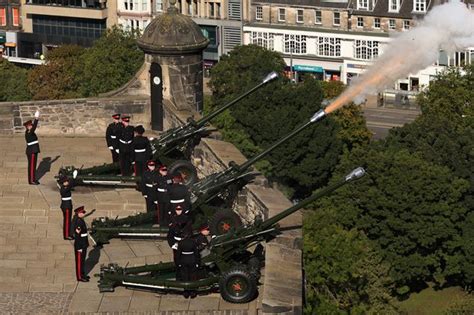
362, 106, 420, 139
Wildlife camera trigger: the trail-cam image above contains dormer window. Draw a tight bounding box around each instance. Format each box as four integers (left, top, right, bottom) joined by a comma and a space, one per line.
414, 0, 426, 12
389, 0, 400, 12
357, 0, 368, 10
278, 8, 286, 22
256, 6, 263, 20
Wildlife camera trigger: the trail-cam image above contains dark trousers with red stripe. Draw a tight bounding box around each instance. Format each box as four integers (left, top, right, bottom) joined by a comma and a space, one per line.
75, 248, 87, 281
110, 148, 119, 163
62, 208, 72, 239
119, 151, 132, 176
27, 153, 38, 184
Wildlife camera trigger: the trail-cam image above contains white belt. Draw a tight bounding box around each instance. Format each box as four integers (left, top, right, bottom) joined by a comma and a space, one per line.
80, 233, 88, 237
134, 149, 146, 152
182, 251, 194, 255
174, 236, 182, 241
145, 184, 153, 187
170, 199, 185, 204
27, 141, 38, 146
110, 135, 117, 139
61, 197, 72, 201
157, 188, 167, 192
119, 139, 132, 144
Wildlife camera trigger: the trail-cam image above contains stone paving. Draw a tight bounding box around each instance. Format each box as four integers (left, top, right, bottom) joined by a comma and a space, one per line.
0, 136, 260, 314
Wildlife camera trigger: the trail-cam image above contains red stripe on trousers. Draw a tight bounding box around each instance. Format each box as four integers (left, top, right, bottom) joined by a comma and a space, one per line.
156, 203, 160, 224
30, 153, 34, 183
134, 164, 137, 176
76, 251, 81, 280
65, 209, 70, 238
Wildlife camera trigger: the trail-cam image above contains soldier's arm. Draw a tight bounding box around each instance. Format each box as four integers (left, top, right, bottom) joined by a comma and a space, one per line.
31, 119, 39, 133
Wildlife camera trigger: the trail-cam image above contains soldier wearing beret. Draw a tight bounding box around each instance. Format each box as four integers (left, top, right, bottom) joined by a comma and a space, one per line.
72, 206, 90, 282
131, 125, 152, 190
24, 110, 41, 185
105, 113, 123, 164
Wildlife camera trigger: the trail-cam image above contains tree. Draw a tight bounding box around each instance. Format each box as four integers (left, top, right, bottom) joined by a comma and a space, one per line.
27, 45, 85, 100
79, 27, 144, 97
0, 59, 31, 102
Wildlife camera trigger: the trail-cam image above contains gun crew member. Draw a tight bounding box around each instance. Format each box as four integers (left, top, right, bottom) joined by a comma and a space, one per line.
131, 125, 152, 190
168, 175, 192, 216
156, 165, 173, 226
24, 110, 41, 185
176, 231, 200, 298
72, 206, 90, 282
167, 205, 192, 263
105, 113, 123, 163
117, 115, 134, 176
59, 176, 74, 240
141, 160, 159, 213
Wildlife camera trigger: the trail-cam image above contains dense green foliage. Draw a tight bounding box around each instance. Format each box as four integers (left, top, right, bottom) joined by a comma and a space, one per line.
0, 59, 32, 101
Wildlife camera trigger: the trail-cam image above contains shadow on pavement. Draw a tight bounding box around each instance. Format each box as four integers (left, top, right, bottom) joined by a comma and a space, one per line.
36, 155, 61, 180
85, 246, 101, 276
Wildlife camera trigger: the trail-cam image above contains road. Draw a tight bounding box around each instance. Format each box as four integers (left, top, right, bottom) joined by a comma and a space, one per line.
362, 106, 421, 139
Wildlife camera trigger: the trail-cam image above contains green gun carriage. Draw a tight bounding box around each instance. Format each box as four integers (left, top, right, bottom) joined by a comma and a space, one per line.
97, 167, 365, 303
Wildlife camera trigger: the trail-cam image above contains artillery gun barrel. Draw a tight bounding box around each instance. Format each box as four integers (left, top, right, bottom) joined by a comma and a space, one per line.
196, 71, 279, 128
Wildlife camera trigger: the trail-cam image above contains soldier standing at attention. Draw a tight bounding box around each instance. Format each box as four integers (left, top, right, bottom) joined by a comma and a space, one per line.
141, 160, 158, 213
24, 110, 41, 185
59, 176, 74, 240
105, 113, 122, 164
168, 175, 192, 215
176, 231, 200, 298
73, 206, 90, 282
118, 115, 134, 176
156, 165, 173, 226
131, 125, 151, 189
167, 205, 192, 263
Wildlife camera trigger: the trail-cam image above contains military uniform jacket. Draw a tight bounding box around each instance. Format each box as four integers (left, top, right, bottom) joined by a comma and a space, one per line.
73, 218, 89, 250
60, 185, 73, 210
131, 136, 152, 162
141, 170, 158, 199
168, 184, 192, 212
194, 234, 210, 252
167, 214, 192, 248
118, 125, 135, 153
156, 174, 173, 203
25, 119, 40, 154
106, 122, 123, 149
177, 238, 200, 266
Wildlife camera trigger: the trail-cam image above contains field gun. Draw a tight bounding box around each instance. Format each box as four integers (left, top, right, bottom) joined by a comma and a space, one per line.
57, 71, 279, 187
97, 167, 366, 303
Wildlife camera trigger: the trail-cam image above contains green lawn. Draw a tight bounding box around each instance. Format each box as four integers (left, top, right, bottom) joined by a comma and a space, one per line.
396, 286, 468, 315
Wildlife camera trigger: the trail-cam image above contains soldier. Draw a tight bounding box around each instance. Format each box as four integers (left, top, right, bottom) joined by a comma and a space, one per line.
24, 110, 41, 185
117, 115, 134, 176
168, 175, 192, 216
72, 206, 90, 282
194, 223, 211, 256
176, 231, 200, 298
59, 176, 74, 240
105, 113, 123, 163
156, 165, 173, 226
131, 125, 152, 189
141, 160, 159, 213
167, 205, 192, 263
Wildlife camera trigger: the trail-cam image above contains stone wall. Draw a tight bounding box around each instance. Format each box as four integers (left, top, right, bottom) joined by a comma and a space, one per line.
0, 97, 150, 136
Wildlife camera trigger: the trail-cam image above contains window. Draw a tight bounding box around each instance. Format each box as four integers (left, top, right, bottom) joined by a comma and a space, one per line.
256, 6, 263, 20
297, 9, 304, 23
389, 0, 399, 12
0, 8, 6, 26
12, 8, 20, 26
316, 37, 341, 57
389, 19, 396, 29
357, 0, 368, 10
284, 34, 307, 54
403, 20, 410, 30
156, 0, 163, 11
209, 2, 214, 17
354, 40, 379, 60
216, 3, 221, 17
333, 12, 340, 25
143, 19, 149, 29
193, 0, 198, 15
414, 0, 426, 12
357, 17, 364, 28
278, 8, 286, 22
251, 31, 274, 50
374, 17, 380, 28
142, 0, 147, 11
187, 0, 193, 15
315, 10, 322, 24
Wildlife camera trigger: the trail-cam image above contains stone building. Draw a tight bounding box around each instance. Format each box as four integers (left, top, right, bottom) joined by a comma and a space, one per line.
0, 0, 21, 59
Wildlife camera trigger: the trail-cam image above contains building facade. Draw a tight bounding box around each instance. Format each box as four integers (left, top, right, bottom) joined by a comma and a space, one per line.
0, 0, 21, 58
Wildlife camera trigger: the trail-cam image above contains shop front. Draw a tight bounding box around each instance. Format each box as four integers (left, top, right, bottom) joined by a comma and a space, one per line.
0, 33, 5, 57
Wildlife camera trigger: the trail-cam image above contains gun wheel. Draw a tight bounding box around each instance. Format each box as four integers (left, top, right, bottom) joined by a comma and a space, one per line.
209, 209, 242, 236
219, 267, 257, 304
168, 160, 198, 186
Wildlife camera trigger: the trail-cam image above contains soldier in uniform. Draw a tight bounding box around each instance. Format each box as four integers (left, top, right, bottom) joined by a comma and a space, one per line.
167, 205, 192, 263
59, 176, 74, 240
168, 175, 192, 216
131, 125, 151, 189
156, 165, 173, 226
176, 230, 200, 298
72, 206, 90, 282
105, 113, 122, 163
24, 110, 41, 185
141, 160, 158, 213
117, 115, 134, 176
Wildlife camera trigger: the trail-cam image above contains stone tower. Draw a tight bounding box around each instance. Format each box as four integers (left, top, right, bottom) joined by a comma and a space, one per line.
137, 0, 209, 131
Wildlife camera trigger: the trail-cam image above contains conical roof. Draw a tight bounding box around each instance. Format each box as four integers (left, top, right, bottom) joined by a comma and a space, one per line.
137, 0, 209, 55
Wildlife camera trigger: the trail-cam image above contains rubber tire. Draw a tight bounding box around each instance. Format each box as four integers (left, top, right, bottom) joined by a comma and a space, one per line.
219, 267, 258, 304
209, 209, 243, 236
168, 160, 198, 186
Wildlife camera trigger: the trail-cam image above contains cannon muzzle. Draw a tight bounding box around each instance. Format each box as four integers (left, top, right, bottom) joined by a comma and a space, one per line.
345, 167, 365, 182
262, 71, 278, 84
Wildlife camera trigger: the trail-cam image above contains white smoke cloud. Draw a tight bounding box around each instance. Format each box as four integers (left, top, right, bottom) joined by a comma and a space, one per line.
336, 1, 474, 107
